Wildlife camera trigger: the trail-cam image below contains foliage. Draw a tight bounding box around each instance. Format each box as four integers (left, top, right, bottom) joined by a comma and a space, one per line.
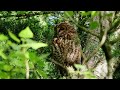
0, 26, 49, 79
0, 11, 120, 79
65, 64, 97, 79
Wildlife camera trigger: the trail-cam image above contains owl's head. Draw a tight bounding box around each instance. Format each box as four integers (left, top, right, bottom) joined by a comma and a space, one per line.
55, 22, 68, 32
54, 22, 77, 39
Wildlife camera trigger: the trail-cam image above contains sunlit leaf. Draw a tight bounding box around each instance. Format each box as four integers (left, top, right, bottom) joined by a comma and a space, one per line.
25, 51, 29, 59
74, 64, 86, 70
80, 11, 86, 16
19, 26, 33, 38
83, 71, 96, 79
0, 49, 7, 59
9, 43, 21, 50
64, 11, 74, 18
22, 38, 35, 43
30, 42, 48, 49
0, 34, 8, 41
3, 65, 13, 71
90, 21, 99, 30
20, 42, 48, 50
8, 31, 20, 43
91, 11, 98, 17
7, 40, 12, 46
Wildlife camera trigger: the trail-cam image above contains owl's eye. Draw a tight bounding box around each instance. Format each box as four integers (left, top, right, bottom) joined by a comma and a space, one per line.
60, 27, 65, 30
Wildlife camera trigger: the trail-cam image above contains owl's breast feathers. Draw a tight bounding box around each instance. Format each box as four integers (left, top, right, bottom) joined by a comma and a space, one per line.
53, 22, 81, 67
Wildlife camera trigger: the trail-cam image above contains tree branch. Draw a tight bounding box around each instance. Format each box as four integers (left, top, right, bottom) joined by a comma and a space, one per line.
85, 28, 108, 63
0, 11, 57, 19
80, 48, 87, 65
108, 18, 120, 34
64, 12, 100, 39
110, 34, 120, 45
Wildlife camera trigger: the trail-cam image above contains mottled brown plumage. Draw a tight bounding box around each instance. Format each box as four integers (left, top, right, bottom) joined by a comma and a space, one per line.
52, 22, 81, 75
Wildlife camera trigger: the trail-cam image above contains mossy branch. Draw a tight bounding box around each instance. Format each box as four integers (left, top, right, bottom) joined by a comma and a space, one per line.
85, 29, 108, 63
110, 34, 120, 45
108, 18, 120, 34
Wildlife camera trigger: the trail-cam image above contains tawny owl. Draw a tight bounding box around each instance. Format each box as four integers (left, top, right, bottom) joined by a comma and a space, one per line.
52, 22, 81, 75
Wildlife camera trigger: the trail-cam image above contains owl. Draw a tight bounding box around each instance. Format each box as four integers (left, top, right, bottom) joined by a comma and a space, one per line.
52, 22, 82, 75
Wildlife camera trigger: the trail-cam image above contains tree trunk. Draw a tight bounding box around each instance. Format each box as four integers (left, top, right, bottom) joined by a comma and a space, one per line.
106, 59, 113, 79
106, 57, 119, 79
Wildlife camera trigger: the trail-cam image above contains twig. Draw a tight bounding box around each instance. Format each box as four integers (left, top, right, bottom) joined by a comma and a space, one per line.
78, 26, 100, 39
80, 48, 87, 65
51, 59, 68, 71
99, 11, 103, 38
25, 59, 29, 79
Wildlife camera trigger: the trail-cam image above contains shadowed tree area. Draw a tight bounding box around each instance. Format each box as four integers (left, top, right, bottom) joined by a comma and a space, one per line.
0, 11, 120, 79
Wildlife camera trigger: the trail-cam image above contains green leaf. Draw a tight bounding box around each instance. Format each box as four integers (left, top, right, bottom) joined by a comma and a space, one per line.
80, 11, 87, 16
64, 11, 74, 18
8, 31, 20, 43
29, 51, 45, 67
17, 11, 26, 14
20, 42, 48, 50
22, 38, 35, 43
9, 50, 25, 61
3, 65, 13, 71
90, 21, 99, 30
0, 71, 10, 79
91, 11, 98, 17
0, 49, 7, 59
10, 59, 25, 67
83, 71, 96, 79
20, 38, 37, 44
12, 67, 26, 75
37, 69, 47, 78
0, 34, 8, 41
29, 51, 38, 63
25, 51, 29, 59
19, 26, 33, 38
0, 61, 5, 69
74, 64, 86, 70
30, 42, 48, 50
9, 43, 21, 50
